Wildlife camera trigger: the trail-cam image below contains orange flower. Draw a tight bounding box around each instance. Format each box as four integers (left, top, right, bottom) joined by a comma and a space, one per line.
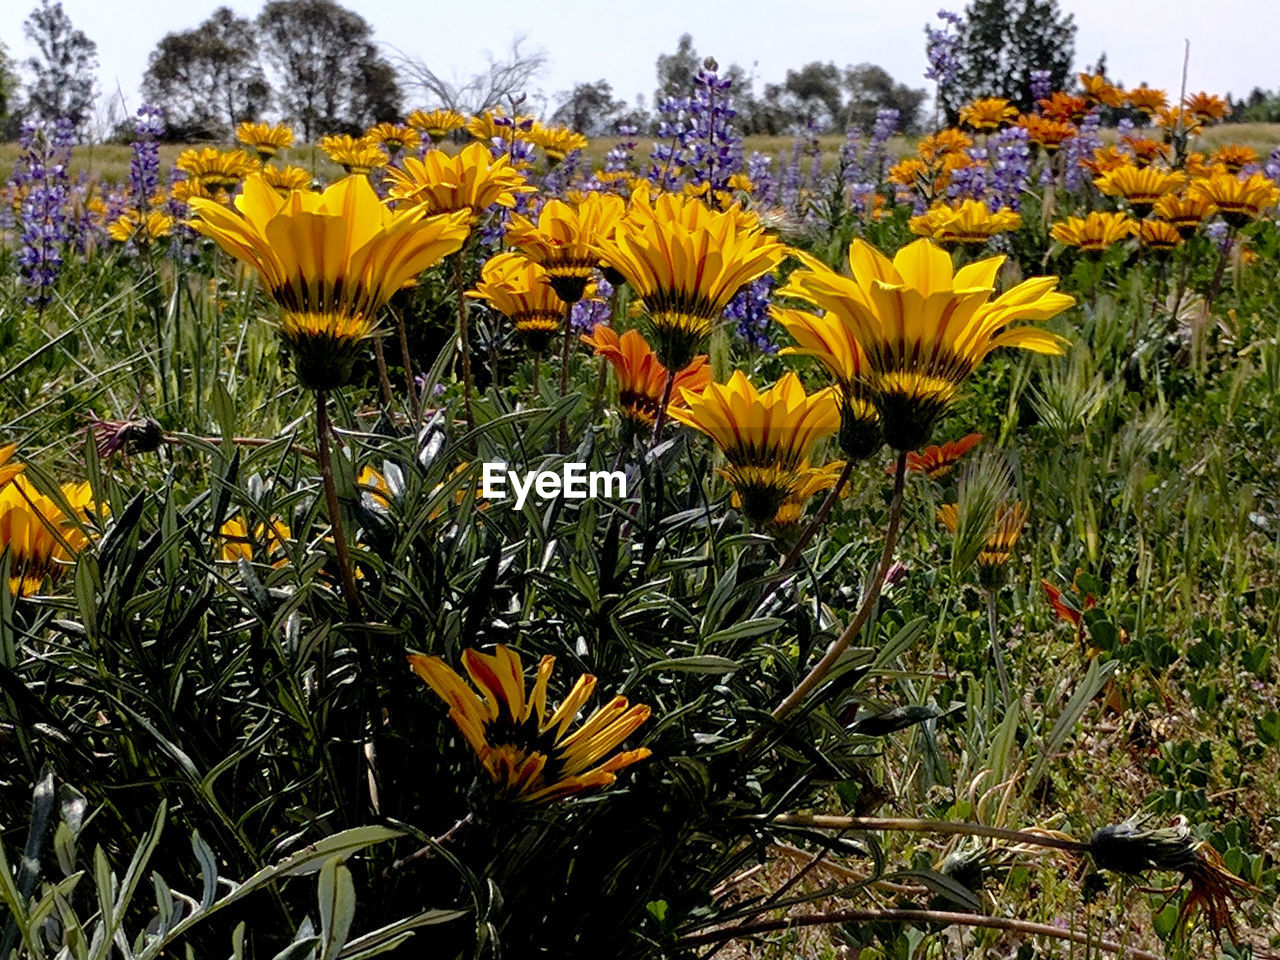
1153, 193, 1215, 236
1136, 219, 1183, 251
1079, 73, 1124, 108
1184, 92, 1231, 123
1121, 136, 1170, 167
580, 324, 711, 427
1037, 91, 1089, 124
1188, 173, 1280, 226
1019, 115, 1077, 152
1126, 85, 1168, 116
1210, 145, 1259, 175
899, 433, 983, 479
959, 97, 1018, 132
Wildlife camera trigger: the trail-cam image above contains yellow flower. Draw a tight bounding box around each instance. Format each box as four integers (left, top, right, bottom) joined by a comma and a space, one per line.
406, 108, 467, 142
220, 516, 292, 566
506, 193, 625, 302
1122, 135, 1171, 166
908, 199, 1022, 246
1153, 193, 1215, 236
235, 122, 294, 160
592, 184, 786, 370
466, 109, 534, 144
1184, 92, 1230, 123
1153, 106, 1201, 139
781, 238, 1073, 450
365, 122, 421, 156
1079, 73, 1124, 108
107, 208, 174, 244
170, 178, 216, 207
1126, 85, 1168, 117
1036, 92, 1089, 124
767, 461, 846, 529
1093, 164, 1185, 213
0, 472, 95, 596
467, 252, 569, 353
175, 147, 260, 198
887, 158, 928, 188
385, 141, 532, 217
1188, 173, 1280, 226
916, 129, 972, 162
938, 500, 1027, 584
188, 174, 470, 389
1136, 219, 1183, 251
1210, 145, 1259, 175
1018, 115, 1076, 152
528, 122, 588, 163
668, 371, 840, 524
260, 164, 314, 194
958, 97, 1018, 132
1050, 211, 1136, 252
773, 307, 880, 460
319, 135, 387, 175
409, 645, 651, 804
580, 323, 711, 428
1082, 146, 1131, 177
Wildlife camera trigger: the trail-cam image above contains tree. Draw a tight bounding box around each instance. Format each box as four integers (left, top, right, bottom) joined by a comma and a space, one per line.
22, 0, 98, 135
655, 33, 699, 104
944, 0, 1075, 117
0, 41, 18, 135
551, 80, 624, 135
141, 8, 269, 140
783, 61, 845, 130
843, 64, 927, 134
396, 35, 546, 115
257, 0, 402, 139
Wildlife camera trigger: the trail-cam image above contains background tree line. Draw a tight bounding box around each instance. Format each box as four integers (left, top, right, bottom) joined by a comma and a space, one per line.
0, 0, 1118, 143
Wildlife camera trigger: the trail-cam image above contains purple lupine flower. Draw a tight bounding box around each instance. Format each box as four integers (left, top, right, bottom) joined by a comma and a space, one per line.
13, 119, 75, 309
1030, 70, 1054, 104
685, 60, 743, 196
779, 135, 804, 214
130, 104, 165, 209
947, 146, 990, 203
924, 9, 963, 91
648, 95, 691, 189
723, 275, 777, 353
1265, 147, 1280, 183
1206, 219, 1231, 252
1062, 109, 1102, 193
849, 180, 878, 216
543, 147, 583, 198
570, 276, 614, 334
840, 126, 862, 186
989, 126, 1032, 210
605, 124, 639, 173
862, 108, 900, 184
746, 151, 775, 205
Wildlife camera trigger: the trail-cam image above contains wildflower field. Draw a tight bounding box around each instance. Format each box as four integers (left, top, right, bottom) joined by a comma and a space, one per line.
3, 8, 1280, 960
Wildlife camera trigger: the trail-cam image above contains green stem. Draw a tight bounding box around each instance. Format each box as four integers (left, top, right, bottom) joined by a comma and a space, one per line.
986, 588, 1012, 709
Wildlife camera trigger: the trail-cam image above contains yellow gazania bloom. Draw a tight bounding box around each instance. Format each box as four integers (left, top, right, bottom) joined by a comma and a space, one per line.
357, 465, 393, 509
466, 109, 534, 144
406, 108, 467, 142
1188, 173, 1280, 226
385, 141, 532, 217
1082, 146, 1130, 177
1210, 145, 1260, 175
1137, 219, 1183, 251
529, 122, 588, 163
261, 164, 313, 194
887, 158, 928, 188
175, 147, 260, 197
170, 178, 216, 206
188, 174, 470, 389
592, 186, 786, 370
409, 645, 652, 804
1037, 92, 1089, 124
1122, 135, 1171, 167
365, 122, 421, 156
319, 135, 387, 175
958, 98, 1018, 132
220, 516, 292, 566
107, 208, 174, 244
1079, 73, 1125, 108
1183, 153, 1220, 178
1019, 115, 1076, 152
1153, 193, 1215, 236
1050, 211, 1137, 252
1093, 164, 1185, 211
467, 252, 569, 353
917, 129, 973, 162
0, 473, 95, 596
1184, 92, 1230, 123
727, 172, 754, 194
938, 501, 1028, 582
581, 323, 711, 428
1126, 85, 1168, 116
0, 446, 26, 490
235, 122, 294, 160
774, 307, 880, 463
669, 371, 840, 524
908, 199, 1022, 245
781, 238, 1073, 450
765, 460, 846, 529
1153, 107, 1202, 140
506, 193, 625, 302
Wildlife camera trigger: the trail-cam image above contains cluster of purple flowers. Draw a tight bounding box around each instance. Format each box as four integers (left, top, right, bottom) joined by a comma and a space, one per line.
569, 276, 613, 335
988, 126, 1032, 210
924, 10, 964, 93
647, 60, 744, 195
13, 118, 76, 309
1030, 70, 1054, 104
723, 275, 777, 354
130, 104, 166, 206
603, 125, 639, 175
862, 108, 900, 185
1062, 110, 1103, 192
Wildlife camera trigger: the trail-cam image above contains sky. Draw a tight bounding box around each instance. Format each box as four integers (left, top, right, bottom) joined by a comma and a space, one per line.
2, 0, 1278, 124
